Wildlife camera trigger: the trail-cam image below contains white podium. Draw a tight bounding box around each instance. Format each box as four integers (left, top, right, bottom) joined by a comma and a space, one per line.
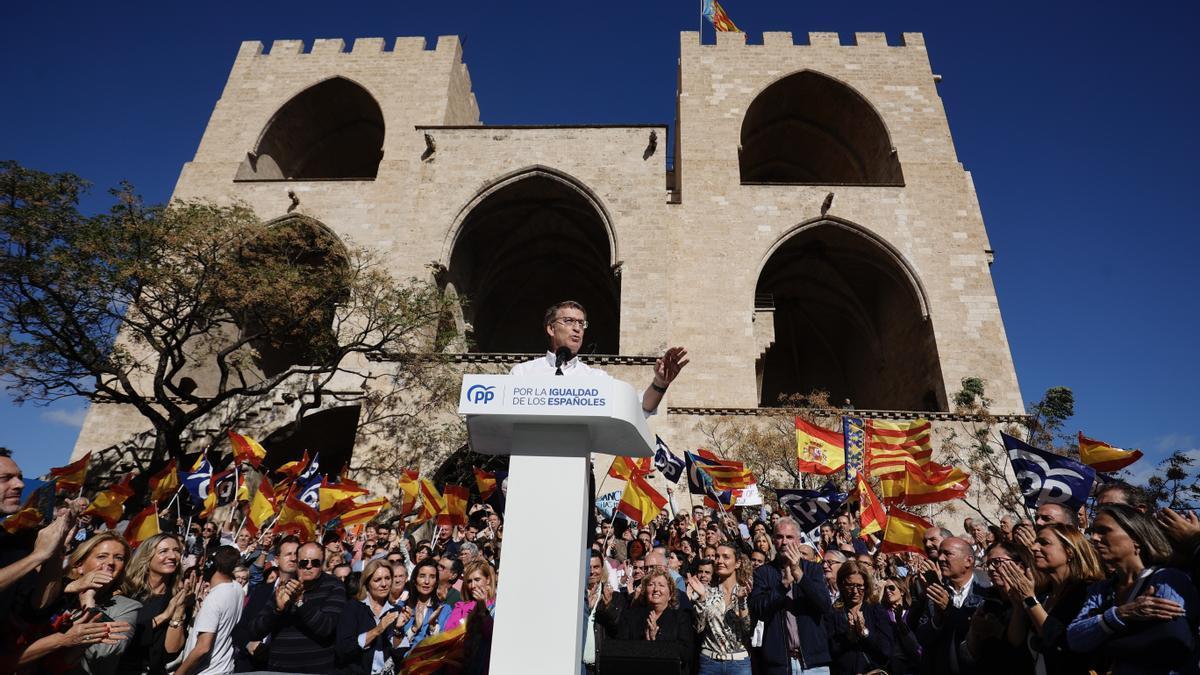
458, 374, 653, 675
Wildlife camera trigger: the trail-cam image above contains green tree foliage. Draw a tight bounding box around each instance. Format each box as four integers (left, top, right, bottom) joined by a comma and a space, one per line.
1146, 450, 1200, 510
0, 160, 456, 467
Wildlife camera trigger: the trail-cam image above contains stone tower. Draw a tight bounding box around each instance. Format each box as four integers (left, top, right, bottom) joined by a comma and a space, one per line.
72, 31, 1023, 488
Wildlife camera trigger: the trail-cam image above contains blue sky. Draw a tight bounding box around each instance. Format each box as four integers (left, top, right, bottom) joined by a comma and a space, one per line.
1, 1, 1197, 482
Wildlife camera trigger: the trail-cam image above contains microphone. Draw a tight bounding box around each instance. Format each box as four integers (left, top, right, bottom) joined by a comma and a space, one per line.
554, 346, 574, 375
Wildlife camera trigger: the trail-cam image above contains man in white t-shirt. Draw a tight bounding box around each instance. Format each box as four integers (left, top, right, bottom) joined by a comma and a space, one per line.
177, 545, 245, 675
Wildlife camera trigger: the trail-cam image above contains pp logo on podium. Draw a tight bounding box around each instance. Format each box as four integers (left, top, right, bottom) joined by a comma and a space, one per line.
466, 384, 497, 405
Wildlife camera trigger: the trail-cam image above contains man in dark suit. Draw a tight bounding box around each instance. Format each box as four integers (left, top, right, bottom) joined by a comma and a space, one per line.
232, 534, 299, 672
914, 537, 986, 675
749, 516, 832, 675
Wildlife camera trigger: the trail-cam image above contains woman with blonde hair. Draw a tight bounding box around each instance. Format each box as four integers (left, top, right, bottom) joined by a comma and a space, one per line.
601, 567, 695, 673
335, 559, 400, 675
18, 531, 139, 674
751, 531, 776, 562
116, 532, 195, 674
440, 560, 498, 675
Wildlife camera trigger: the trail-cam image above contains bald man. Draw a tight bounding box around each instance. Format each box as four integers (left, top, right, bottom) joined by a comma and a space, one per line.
915, 537, 986, 675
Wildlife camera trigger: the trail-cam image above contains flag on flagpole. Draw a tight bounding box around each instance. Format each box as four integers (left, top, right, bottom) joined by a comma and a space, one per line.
275, 451, 310, 482
1003, 433, 1096, 510
49, 453, 91, 494
440, 485, 470, 527
398, 469, 421, 515
2, 483, 53, 534
247, 479, 277, 534
124, 505, 160, 548
183, 456, 213, 506
296, 454, 322, 509
83, 475, 136, 528
403, 616, 470, 675
1078, 432, 1143, 473
902, 466, 970, 506
881, 506, 934, 555
319, 478, 369, 516
473, 468, 498, 501
686, 450, 754, 490
702, 0, 740, 32
148, 459, 179, 503
653, 436, 685, 484
415, 479, 445, 525
339, 497, 389, 527
775, 482, 847, 531
795, 418, 845, 475
275, 493, 320, 541
617, 474, 668, 527
228, 430, 267, 468
856, 474, 887, 537
842, 416, 866, 482
608, 456, 653, 481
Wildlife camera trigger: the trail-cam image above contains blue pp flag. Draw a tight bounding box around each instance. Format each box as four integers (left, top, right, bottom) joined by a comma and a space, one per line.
183, 457, 212, 504
776, 482, 847, 531
1002, 433, 1096, 510
654, 436, 685, 484
297, 453, 322, 508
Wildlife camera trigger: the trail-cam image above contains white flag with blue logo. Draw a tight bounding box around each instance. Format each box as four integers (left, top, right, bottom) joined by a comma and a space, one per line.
296, 453, 322, 509
775, 482, 846, 531
1003, 433, 1095, 510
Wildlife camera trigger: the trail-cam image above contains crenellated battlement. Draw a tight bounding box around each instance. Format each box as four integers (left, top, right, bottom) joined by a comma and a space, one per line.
234, 35, 466, 62
684, 30, 925, 49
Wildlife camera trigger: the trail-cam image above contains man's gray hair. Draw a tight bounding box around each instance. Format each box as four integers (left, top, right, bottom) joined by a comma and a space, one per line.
774, 516, 803, 534
823, 550, 848, 563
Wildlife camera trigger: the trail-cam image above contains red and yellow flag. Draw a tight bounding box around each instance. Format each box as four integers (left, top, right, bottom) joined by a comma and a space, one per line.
124, 505, 160, 548
439, 485, 470, 527
228, 430, 267, 468
795, 418, 845, 475
275, 493, 320, 541
339, 497, 389, 527
694, 449, 755, 490
856, 474, 887, 537
415, 478, 445, 525
1078, 432, 1143, 473
617, 474, 667, 527
148, 459, 179, 503
608, 456, 653, 481
275, 451, 310, 482
473, 467, 498, 501
702, 0, 739, 32
247, 479, 277, 534
403, 616, 470, 675
50, 452, 91, 494
83, 475, 136, 528
903, 466, 970, 506
398, 468, 420, 515
881, 506, 934, 555
320, 478, 369, 516
2, 506, 42, 534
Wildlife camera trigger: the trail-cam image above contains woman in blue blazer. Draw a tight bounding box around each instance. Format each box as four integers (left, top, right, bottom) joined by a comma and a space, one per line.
335, 559, 403, 675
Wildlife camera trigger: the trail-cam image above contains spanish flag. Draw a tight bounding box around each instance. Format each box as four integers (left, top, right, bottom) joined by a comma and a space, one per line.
617, 474, 667, 527
83, 474, 136, 528
881, 506, 933, 555
1078, 432, 1143, 473
2, 484, 51, 534
415, 478, 445, 525
608, 456, 652, 481
339, 497, 389, 527
275, 451, 310, 482
124, 505, 160, 548
795, 418, 846, 475
902, 466, 970, 506
247, 479, 277, 534
403, 616, 470, 675
856, 474, 887, 537
148, 459, 179, 503
473, 467, 498, 501
398, 468, 420, 515
275, 493, 320, 541
702, 0, 739, 32
49, 452, 91, 494
228, 430, 267, 468
319, 478, 369, 516
439, 485, 470, 527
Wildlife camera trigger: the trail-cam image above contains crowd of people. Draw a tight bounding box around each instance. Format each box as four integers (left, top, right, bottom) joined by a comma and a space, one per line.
4, 444, 1200, 675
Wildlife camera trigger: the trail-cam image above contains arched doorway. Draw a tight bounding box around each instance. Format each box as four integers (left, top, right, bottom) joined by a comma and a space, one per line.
740, 71, 903, 185
755, 220, 945, 410
446, 170, 620, 354
262, 405, 361, 478
237, 77, 385, 180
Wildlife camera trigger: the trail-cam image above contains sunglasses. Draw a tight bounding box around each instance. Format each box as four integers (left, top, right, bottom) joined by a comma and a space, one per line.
884, 585, 899, 592
298, 559, 322, 569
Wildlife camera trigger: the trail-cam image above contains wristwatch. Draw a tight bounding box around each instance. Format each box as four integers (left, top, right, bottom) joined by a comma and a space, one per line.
169, 619, 183, 629
1022, 596, 1040, 609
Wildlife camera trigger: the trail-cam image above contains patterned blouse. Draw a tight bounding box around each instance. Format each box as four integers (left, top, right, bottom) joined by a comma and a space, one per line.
692, 583, 753, 656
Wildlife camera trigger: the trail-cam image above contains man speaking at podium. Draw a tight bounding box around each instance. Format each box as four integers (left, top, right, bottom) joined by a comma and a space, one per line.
510, 300, 689, 415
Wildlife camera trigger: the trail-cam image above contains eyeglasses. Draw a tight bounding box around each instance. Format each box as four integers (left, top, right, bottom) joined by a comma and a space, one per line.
553, 317, 588, 329
298, 559, 322, 569
842, 583, 865, 591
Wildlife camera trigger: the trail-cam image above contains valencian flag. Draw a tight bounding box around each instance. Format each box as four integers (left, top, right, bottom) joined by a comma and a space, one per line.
440, 485, 470, 527
795, 418, 845, 475
416, 478, 445, 525
398, 469, 421, 515
148, 459, 179, 503
1078, 432, 1143, 473
83, 474, 136, 528
881, 506, 934, 555
856, 474, 887, 537
473, 468, 498, 501
124, 505, 160, 548
903, 466, 970, 506
404, 616, 470, 675
617, 473, 668, 527
608, 456, 653, 481
686, 449, 754, 491
775, 482, 847, 531
319, 478, 369, 516
247, 479, 277, 534
1003, 433, 1096, 510
275, 492, 320, 541
702, 0, 739, 32
2, 482, 54, 534
339, 497, 389, 527
228, 430, 267, 468
654, 436, 686, 484
49, 452, 91, 494
842, 416, 867, 481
